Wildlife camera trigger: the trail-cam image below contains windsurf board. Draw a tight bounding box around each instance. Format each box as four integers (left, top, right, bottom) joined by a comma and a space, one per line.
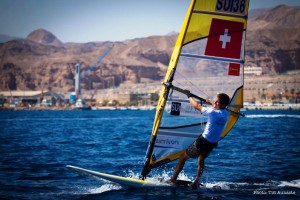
66, 165, 196, 188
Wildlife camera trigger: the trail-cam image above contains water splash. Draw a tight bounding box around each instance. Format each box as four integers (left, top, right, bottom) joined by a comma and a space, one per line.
279, 179, 300, 188
89, 183, 122, 194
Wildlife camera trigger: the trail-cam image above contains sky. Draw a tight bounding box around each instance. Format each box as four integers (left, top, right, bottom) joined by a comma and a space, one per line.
0, 0, 299, 43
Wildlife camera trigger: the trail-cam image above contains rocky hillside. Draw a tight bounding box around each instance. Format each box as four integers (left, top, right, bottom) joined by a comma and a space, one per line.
246, 5, 300, 74
0, 32, 175, 91
0, 5, 299, 92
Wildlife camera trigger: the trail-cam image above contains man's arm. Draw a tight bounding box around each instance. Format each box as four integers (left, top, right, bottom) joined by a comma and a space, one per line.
185, 90, 212, 111
205, 99, 213, 106
188, 97, 203, 111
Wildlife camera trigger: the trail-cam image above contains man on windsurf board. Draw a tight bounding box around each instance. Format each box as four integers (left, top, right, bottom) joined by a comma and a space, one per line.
169, 91, 230, 189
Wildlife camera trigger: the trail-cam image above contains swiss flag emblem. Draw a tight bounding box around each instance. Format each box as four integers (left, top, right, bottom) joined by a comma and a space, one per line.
205, 19, 244, 59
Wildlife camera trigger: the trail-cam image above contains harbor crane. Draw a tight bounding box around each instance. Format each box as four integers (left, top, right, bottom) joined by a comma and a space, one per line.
73, 43, 113, 108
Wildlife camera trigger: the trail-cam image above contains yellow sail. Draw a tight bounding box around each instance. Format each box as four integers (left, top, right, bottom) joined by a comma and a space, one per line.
142, 0, 249, 178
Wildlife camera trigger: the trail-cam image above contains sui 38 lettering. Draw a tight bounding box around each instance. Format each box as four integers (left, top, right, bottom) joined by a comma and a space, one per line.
216, 0, 247, 14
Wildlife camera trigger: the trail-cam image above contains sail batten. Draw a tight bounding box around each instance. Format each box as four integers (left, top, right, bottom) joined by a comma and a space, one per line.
180, 53, 244, 64
193, 10, 248, 19
141, 0, 249, 179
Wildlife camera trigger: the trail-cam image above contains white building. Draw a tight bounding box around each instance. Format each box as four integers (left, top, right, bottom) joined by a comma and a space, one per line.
244, 66, 262, 76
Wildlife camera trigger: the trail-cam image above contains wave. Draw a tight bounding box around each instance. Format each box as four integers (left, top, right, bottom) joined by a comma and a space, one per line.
88, 184, 122, 194
204, 179, 300, 190
279, 179, 300, 188
125, 170, 300, 190
84, 179, 300, 195
87, 168, 300, 192
246, 114, 300, 119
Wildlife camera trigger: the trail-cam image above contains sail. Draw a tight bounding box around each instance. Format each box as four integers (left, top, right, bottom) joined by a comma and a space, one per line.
141, 0, 249, 178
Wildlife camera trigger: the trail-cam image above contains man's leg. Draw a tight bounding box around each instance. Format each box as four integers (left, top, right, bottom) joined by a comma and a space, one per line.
169, 152, 190, 182
188, 155, 205, 189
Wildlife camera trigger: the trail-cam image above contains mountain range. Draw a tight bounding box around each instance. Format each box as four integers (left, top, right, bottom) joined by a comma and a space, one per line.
0, 5, 299, 92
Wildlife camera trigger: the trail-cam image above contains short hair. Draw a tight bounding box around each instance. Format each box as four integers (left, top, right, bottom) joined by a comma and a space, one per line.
217, 93, 230, 108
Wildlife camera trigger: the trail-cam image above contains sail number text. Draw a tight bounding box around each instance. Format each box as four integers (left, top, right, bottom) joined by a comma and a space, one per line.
216, 0, 247, 14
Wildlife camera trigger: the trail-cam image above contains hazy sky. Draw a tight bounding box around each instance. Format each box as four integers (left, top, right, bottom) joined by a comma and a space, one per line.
0, 0, 299, 43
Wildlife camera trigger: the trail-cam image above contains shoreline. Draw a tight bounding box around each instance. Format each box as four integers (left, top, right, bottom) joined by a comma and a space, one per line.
1, 104, 300, 111
244, 103, 300, 110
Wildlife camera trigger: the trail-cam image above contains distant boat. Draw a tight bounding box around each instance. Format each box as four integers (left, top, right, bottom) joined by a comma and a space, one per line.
118, 106, 128, 110
91, 106, 116, 110
129, 106, 139, 110
73, 99, 91, 110
138, 105, 156, 111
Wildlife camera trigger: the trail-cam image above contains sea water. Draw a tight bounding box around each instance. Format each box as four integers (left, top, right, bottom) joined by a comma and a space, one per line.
0, 110, 299, 199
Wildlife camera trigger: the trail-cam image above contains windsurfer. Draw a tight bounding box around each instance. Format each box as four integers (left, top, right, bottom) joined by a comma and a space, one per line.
169, 91, 230, 189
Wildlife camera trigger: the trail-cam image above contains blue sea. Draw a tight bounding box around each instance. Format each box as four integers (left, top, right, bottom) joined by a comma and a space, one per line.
0, 110, 299, 200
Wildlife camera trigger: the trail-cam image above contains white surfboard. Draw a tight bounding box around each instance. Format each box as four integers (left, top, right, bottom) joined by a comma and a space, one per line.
66, 165, 193, 188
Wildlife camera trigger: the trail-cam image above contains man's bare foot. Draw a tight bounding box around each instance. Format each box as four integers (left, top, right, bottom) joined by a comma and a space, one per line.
166, 179, 176, 184
188, 182, 199, 190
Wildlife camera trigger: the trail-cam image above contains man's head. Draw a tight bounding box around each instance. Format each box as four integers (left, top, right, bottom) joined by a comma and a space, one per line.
214, 93, 230, 110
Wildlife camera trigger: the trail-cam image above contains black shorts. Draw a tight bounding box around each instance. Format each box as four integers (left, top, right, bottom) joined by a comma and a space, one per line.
186, 136, 217, 158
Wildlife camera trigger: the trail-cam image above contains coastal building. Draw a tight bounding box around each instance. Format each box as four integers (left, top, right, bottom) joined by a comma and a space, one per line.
1, 71, 299, 109
0, 90, 65, 108
244, 66, 262, 76
244, 73, 300, 102
0, 90, 49, 105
